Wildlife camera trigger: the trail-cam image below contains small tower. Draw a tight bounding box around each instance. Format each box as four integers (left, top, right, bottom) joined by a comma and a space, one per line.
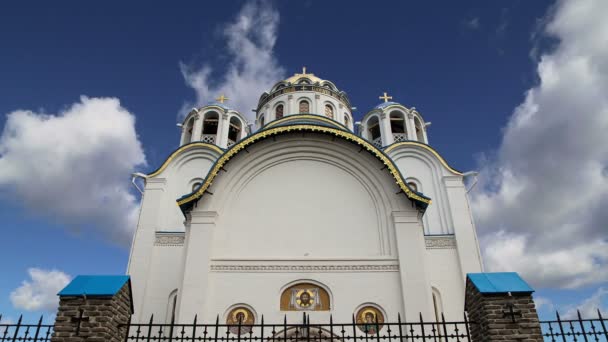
179, 96, 250, 148
360, 93, 429, 148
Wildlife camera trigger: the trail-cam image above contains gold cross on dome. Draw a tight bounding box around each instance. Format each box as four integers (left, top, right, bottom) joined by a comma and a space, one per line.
379, 92, 393, 103
215, 95, 229, 103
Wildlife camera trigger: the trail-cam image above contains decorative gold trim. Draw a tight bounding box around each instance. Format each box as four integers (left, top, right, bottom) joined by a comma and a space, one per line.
265, 114, 348, 130
384, 142, 462, 175
147, 143, 224, 178
177, 124, 431, 207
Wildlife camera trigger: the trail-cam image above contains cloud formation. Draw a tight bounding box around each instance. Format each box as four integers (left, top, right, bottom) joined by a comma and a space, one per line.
0, 96, 146, 245
562, 287, 607, 319
471, 0, 608, 289
10, 268, 71, 312
180, 0, 286, 123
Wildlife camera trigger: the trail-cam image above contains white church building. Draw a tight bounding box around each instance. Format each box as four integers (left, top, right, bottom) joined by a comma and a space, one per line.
127, 69, 484, 326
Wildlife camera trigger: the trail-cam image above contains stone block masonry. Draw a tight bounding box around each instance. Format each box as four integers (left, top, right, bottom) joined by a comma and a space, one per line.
51, 280, 132, 342
465, 273, 543, 342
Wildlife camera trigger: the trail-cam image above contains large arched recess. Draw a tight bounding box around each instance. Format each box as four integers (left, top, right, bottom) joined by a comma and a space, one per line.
190, 131, 420, 259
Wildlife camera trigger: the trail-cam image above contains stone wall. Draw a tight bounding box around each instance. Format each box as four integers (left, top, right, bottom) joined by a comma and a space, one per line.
51, 283, 131, 342
465, 280, 543, 342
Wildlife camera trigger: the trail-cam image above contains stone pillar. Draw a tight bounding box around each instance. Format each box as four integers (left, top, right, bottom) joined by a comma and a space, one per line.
465, 273, 543, 342
380, 112, 394, 146
407, 113, 416, 142
191, 113, 202, 142
51, 276, 133, 342
177, 210, 217, 322
127, 177, 166, 319
443, 176, 484, 281
216, 113, 229, 148
392, 211, 434, 320
287, 94, 294, 115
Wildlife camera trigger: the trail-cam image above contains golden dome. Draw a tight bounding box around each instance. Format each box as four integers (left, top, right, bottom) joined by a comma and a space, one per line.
284, 67, 324, 84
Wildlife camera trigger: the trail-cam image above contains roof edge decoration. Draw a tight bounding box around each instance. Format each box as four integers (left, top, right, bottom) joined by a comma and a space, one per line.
265, 114, 349, 131
384, 142, 463, 175
177, 123, 432, 215
147, 142, 224, 178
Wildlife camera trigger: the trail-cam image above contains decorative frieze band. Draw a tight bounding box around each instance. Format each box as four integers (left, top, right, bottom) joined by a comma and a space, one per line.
210, 264, 399, 273
154, 232, 185, 246
425, 235, 456, 249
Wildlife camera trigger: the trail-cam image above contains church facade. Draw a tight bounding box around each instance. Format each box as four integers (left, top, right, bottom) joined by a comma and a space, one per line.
127, 69, 483, 326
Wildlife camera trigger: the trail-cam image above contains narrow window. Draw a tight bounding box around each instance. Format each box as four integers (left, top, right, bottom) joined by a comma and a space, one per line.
344, 114, 350, 128
276, 105, 284, 119
324, 104, 334, 119
259, 114, 265, 127
299, 100, 310, 114
228, 117, 242, 146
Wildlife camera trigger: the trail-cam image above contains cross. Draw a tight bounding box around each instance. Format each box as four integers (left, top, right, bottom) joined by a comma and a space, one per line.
71, 309, 90, 336
502, 302, 522, 323
379, 92, 393, 103
216, 95, 229, 103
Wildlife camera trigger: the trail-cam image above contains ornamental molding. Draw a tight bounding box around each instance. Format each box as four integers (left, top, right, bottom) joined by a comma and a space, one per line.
154, 232, 185, 246
210, 264, 399, 273
425, 236, 456, 249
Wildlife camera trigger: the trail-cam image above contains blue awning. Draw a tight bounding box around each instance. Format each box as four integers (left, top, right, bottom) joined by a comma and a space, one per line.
467, 272, 534, 294
58, 275, 130, 297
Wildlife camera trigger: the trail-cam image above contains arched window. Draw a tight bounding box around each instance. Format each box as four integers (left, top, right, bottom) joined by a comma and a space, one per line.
367, 116, 381, 147
431, 287, 443, 323
166, 290, 178, 323
324, 104, 334, 119
259, 114, 265, 128
344, 114, 350, 128
228, 117, 242, 146
183, 118, 195, 143
299, 100, 310, 114
275, 104, 284, 119
280, 282, 331, 311
192, 182, 202, 192
407, 182, 418, 192
202, 112, 219, 144
390, 111, 407, 142
414, 117, 424, 142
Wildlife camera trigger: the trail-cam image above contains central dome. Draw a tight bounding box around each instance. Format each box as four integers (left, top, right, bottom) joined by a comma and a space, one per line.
283, 67, 325, 84
255, 68, 354, 132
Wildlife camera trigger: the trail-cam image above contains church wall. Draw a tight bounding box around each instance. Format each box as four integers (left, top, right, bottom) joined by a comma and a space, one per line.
176, 134, 425, 321
203, 270, 404, 323
205, 136, 403, 259
157, 149, 220, 231
135, 242, 185, 323
127, 146, 221, 322
424, 246, 466, 321
389, 148, 453, 235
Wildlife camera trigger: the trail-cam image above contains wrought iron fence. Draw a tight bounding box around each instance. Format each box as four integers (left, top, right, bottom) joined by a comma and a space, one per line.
0, 315, 53, 342
540, 310, 607, 342
121, 313, 475, 342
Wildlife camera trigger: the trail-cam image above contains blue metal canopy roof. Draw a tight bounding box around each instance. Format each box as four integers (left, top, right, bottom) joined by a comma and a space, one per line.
58, 275, 130, 297
467, 272, 534, 294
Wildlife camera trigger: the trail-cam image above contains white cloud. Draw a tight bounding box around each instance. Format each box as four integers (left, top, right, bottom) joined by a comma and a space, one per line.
0, 96, 146, 245
562, 287, 607, 319
465, 17, 480, 30
471, 0, 608, 289
10, 268, 71, 312
180, 0, 286, 123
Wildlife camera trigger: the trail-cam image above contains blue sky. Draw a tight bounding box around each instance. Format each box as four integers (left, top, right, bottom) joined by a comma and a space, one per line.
1, 0, 606, 323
